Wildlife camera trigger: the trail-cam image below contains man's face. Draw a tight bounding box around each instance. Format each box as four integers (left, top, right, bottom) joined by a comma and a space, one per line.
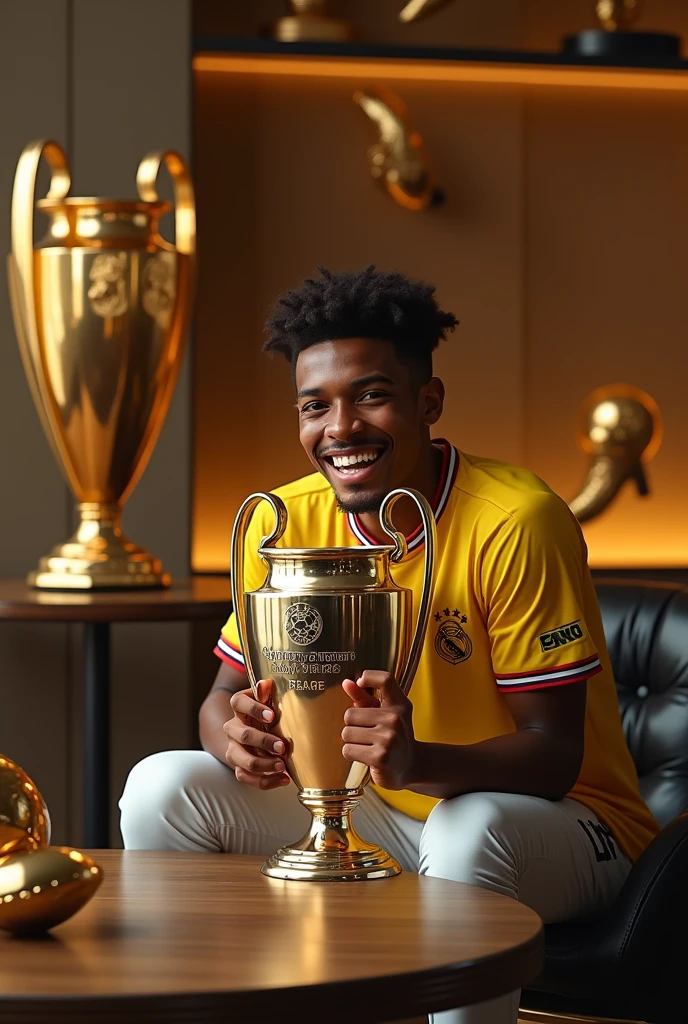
295, 337, 443, 514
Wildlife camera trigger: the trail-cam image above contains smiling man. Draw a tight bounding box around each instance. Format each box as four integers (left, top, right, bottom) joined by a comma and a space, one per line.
120, 266, 657, 1024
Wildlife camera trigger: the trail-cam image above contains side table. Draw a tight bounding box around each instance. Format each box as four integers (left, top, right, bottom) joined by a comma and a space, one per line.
0, 577, 231, 848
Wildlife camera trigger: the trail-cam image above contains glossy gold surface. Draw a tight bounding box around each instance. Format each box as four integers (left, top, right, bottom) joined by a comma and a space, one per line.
272, 0, 356, 41
568, 384, 661, 524
0, 755, 50, 855
354, 88, 440, 212
8, 140, 195, 589
0, 847, 102, 935
231, 488, 436, 880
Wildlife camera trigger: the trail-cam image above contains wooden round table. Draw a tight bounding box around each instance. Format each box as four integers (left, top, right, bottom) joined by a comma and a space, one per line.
0, 851, 543, 1023
0, 578, 231, 848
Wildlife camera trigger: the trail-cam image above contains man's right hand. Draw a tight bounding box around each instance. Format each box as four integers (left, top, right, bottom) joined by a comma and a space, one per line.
223, 680, 291, 790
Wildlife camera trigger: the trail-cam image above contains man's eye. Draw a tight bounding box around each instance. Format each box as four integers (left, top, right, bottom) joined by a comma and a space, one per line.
301, 401, 327, 413
359, 390, 389, 402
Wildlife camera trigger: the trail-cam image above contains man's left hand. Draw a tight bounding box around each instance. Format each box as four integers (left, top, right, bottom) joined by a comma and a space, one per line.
341, 671, 417, 790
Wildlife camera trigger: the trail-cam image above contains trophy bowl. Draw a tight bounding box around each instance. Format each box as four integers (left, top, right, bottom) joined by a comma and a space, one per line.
231, 488, 436, 881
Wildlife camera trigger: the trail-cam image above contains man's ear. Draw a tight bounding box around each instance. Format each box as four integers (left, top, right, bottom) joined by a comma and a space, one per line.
422, 376, 444, 426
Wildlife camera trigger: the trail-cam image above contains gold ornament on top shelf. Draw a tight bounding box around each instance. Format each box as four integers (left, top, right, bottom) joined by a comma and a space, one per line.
354, 88, 444, 212
568, 384, 662, 524
399, 0, 456, 23
563, 0, 681, 59
0, 755, 102, 935
231, 487, 436, 881
7, 140, 195, 590
596, 0, 642, 31
272, 1, 356, 42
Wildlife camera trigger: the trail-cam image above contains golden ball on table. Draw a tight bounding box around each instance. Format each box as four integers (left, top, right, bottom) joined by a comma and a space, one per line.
0, 847, 103, 935
0, 755, 50, 855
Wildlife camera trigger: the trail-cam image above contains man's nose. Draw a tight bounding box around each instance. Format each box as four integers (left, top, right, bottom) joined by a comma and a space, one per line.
325, 401, 364, 440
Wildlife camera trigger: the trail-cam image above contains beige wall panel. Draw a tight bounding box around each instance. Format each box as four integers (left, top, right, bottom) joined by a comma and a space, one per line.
0, 1, 72, 842
71, 0, 193, 844
192, 72, 525, 570
525, 87, 688, 566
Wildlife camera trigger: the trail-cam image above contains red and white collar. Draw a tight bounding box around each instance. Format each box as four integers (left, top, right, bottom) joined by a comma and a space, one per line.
347, 439, 458, 552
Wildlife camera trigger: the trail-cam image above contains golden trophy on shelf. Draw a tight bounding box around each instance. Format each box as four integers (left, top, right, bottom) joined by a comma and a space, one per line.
7, 140, 195, 589
569, 384, 662, 523
231, 488, 436, 880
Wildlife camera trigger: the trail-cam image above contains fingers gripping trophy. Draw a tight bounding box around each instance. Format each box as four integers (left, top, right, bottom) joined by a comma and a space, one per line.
231, 487, 436, 881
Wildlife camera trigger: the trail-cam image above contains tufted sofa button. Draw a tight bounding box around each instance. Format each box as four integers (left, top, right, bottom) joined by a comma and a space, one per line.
636, 685, 649, 698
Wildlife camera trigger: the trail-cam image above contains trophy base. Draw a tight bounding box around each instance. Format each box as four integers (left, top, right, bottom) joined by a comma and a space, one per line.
562, 30, 681, 59
28, 502, 170, 590
272, 15, 356, 42
261, 789, 401, 881
261, 843, 401, 881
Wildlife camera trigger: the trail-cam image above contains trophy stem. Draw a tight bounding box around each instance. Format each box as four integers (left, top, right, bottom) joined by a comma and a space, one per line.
28, 502, 170, 590
260, 789, 401, 881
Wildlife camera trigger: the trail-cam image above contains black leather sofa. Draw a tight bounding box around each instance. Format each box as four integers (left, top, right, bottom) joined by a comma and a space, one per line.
521, 580, 688, 1024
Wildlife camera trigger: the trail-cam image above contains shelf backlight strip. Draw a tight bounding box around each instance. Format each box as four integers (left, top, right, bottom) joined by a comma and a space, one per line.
194, 53, 688, 93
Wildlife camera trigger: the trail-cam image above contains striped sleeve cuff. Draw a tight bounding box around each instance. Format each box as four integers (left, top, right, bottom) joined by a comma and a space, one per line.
495, 654, 602, 693
214, 635, 247, 672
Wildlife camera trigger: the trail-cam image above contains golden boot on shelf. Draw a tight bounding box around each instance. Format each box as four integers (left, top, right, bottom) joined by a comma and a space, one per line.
568, 384, 661, 524
354, 88, 443, 212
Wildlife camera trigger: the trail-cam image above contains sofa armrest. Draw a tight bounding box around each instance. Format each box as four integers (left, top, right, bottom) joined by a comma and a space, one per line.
525, 813, 688, 1015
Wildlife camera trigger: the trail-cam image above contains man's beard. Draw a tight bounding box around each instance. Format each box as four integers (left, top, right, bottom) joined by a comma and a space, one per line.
334, 489, 384, 516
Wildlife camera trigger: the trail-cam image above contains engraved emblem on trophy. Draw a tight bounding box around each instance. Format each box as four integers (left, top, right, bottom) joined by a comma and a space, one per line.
231, 487, 437, 881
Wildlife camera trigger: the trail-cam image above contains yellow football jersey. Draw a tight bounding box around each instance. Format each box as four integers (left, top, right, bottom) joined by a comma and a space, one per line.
216, 440, 658, 862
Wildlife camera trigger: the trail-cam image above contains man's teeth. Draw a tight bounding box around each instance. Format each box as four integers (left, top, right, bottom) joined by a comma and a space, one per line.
332, 452, 380, 469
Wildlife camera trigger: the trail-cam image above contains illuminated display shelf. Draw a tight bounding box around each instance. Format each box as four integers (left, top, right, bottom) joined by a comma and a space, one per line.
193, 37, 688, 92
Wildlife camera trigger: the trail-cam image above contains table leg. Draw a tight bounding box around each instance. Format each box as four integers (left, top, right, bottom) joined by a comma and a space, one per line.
83, 622, 111, 848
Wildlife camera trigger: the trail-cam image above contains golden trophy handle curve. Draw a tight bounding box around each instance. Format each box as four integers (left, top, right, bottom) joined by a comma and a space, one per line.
230, 492, 289, 698
136, 149, 196, 257
379, 487, 437, 695
8, 139, 75, 484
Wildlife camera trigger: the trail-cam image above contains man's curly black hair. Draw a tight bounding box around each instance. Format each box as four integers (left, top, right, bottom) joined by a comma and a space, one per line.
264, 265, 458, 384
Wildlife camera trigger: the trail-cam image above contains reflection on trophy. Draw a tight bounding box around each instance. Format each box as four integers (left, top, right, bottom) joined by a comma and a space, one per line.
0, 755, 102, 934
271, 0, 356, 42
231, 488, 436, 880
7, 140, 195, 589
354, 88, 444, 212
568, 384, 662, 524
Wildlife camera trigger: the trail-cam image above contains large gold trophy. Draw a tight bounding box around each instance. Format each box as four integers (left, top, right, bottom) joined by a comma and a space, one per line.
231, 488, 436, 881
7, 141, 195, 589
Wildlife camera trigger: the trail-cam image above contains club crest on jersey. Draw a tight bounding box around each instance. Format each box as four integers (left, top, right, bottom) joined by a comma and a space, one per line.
433, 607, 472, 665
539, 620, 585, 652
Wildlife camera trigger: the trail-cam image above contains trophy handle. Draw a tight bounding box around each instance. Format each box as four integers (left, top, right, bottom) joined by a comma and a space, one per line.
379, 488, 437, 695
136, 149, 196, 257
230, 492, 288, 697
9, 140, 74, 480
